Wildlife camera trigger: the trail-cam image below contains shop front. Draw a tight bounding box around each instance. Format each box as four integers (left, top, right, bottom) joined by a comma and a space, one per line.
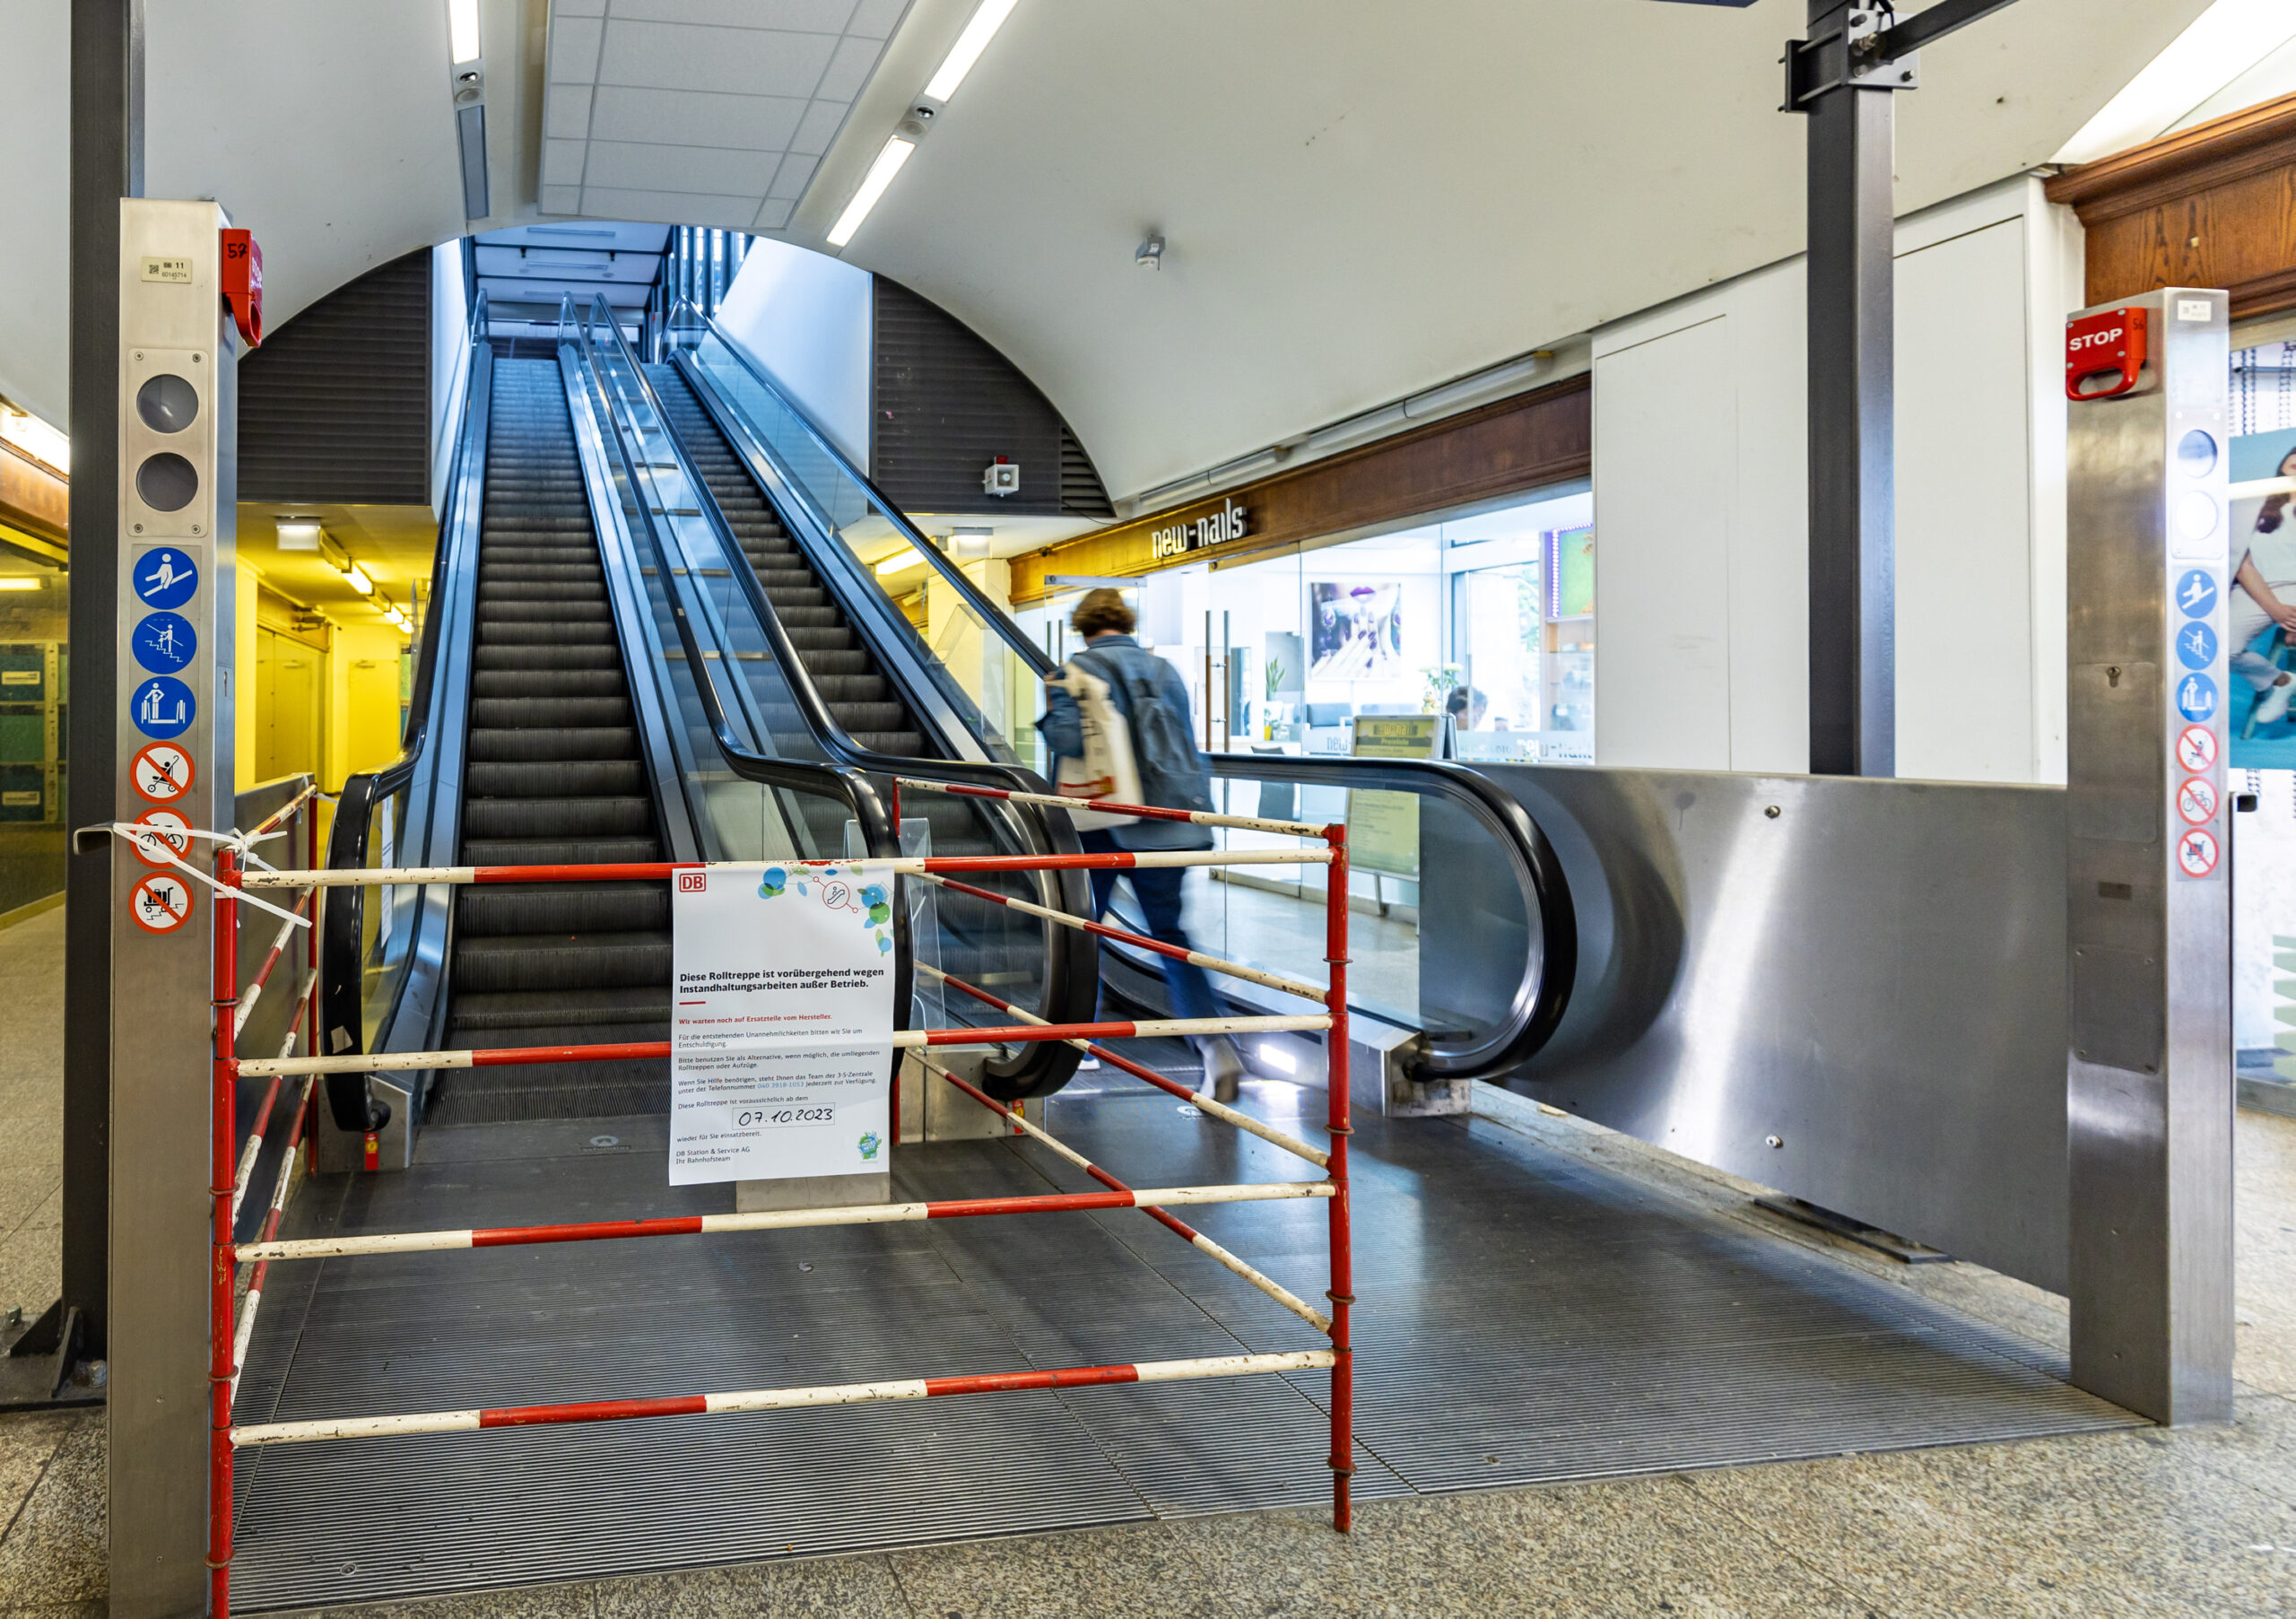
1011, 373, 1594, 768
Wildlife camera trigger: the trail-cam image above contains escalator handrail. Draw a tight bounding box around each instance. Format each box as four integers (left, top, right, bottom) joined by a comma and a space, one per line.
665, 302, 1576, 1083
668, 299, 1059, 681
596, 297, 1093, 1096
318, 288, 493, 1130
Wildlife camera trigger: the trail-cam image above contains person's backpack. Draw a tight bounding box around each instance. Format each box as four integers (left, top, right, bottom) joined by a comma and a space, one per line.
1071, 648, 1215, 823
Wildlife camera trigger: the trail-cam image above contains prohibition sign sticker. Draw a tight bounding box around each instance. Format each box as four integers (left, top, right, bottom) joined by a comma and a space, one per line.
128, 872, 194, 934
2175, 726, 2217, 773
128, 808, 194, 866
131, 742, 196, 804
2177, 777, 2220, 825
2176, 828, 2221, 879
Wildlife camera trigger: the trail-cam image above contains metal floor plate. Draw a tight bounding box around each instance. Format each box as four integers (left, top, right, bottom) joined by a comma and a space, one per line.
228, 1085, 2136, 1611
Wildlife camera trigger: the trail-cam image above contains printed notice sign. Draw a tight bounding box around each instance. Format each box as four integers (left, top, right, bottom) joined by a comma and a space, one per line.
669, 862, 898, 1186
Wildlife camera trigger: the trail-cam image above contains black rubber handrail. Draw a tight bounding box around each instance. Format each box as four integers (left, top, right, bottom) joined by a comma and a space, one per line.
578, 296, 1094, 1099
668, 304, 1578, 1081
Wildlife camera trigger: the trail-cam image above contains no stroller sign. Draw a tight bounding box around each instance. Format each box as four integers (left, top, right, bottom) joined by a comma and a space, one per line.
667, 863, 898, 1185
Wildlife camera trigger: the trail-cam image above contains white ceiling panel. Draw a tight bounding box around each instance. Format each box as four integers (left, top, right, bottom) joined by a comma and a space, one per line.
788, 99, 850, 155
768, 155, 819, 201
540, 185, 585, 216
548, 14, 605, 79
613, 0, 864, 30
481, 221, 674, 251
816, 33, 885, 101
577, 186, 762, 231
590, 84, 808, 150
755, 199, 796, 231
848, 0, 907, 39
584, 141, 786, 195
598, 20, 838, 96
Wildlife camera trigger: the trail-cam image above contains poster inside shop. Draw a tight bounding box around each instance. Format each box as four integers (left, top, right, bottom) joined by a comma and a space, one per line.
669, 861, 897, 1185
2231, 425, 2296, 767
1347, 713, 1439, 877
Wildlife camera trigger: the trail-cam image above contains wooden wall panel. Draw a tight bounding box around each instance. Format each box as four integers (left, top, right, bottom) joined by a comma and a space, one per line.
1010, 374, 1589, 604
2048, 92, 2296, 320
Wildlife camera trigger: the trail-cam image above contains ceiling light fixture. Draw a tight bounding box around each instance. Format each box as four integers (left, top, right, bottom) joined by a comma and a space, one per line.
874, 547, 925, 577
0, 408, 68, 475
344, 562, 374, 596
448, 0, 482, 65
827, 138, 916, 248
925, 0, 1020, 101
0, 579, 40, 592
274, 520, 322, 550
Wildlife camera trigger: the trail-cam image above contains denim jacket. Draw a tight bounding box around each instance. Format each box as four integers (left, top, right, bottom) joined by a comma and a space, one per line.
1037, 634, 1214, 850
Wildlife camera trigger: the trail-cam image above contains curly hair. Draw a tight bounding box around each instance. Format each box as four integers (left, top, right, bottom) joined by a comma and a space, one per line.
1071, 588, 1135, 638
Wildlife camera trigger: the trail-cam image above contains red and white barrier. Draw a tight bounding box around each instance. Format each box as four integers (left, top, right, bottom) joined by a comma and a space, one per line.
201, 793, 1357, 1619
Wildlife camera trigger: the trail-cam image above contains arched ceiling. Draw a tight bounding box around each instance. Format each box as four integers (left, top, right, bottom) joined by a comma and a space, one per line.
0, 0, 2216, 497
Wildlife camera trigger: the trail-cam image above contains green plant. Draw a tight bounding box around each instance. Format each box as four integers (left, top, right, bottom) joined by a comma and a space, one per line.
1265, 657, 1285, 700
1419, 663, 1463, 713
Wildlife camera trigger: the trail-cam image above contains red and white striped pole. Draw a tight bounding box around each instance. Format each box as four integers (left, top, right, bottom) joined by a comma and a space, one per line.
1323, 823, 1354, 1533
209, 848, 240, 1616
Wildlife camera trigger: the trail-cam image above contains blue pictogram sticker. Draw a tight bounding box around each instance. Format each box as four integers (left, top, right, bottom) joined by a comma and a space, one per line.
134, 547, 199, 610
132, 612, 197, 675
130, 675, 196, 740
2176, 621, 2219, 671
2175, 570, 2218, 620
2175, 672, 2219, 724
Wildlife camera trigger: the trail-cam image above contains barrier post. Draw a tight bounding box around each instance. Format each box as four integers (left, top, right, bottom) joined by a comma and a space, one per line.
1323, 823, 1353, 1532
209, 848, 241, 1617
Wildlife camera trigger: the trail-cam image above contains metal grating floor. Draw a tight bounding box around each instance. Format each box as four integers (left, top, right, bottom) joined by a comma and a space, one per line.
228, 1078, 2138, 1611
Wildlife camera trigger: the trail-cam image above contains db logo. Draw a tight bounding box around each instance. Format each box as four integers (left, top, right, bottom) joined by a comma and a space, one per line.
677, 871, 706, 893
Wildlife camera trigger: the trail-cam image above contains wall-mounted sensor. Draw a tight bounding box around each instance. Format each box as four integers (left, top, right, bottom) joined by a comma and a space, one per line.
983, 457, 1020, 497
1135, 234, 1164, 271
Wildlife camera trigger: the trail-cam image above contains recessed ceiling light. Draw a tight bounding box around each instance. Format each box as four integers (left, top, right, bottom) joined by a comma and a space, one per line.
0, 579, 40, 592
448, 0, 481, 64
874, 547, 925, 576
925, 0, 1020, 102
275, 520, 322, 550
828, 138, 916, 248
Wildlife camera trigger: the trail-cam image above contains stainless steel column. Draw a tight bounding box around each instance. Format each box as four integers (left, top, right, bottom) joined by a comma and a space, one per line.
2065, 286, 2234, 1424
109, 201, 239, 1617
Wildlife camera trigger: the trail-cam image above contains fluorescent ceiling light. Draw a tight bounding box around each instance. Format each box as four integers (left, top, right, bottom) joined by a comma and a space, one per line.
874, 547, 924, 576
827, 138, 915, 248
344, 562, 374, 596
0, 579, 39, 592
925, 0, 1019, 101
0, 409, 67, 475
448, 0, 482, 64
2057, 0, 2296, 163
275, 520, 322, 550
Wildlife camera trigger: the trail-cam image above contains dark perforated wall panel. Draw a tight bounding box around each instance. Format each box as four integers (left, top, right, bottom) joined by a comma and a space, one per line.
239, 249, 431, 504
870, 278, 1111, 518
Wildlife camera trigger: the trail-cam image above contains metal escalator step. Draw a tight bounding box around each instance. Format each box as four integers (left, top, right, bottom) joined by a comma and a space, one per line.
465, 759, 647, 797
450, 931, 672, 994
477, 600, 614, 624
444, 986, 670, 1030
456, 882, 671, 937
459, 837, 665, 866
470, 669, 631, 700
460, 796, 658, 840
477, 580, 609, 604
478, 619, 616, 645
468, 696, 634, 728
465, 726, 643, 763
474, 645, 624, 673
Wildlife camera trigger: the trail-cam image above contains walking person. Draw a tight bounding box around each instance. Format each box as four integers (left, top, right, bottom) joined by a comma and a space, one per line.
1038, 589, 1248, 1101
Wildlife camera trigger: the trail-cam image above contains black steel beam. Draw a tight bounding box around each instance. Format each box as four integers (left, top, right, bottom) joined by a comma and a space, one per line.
1805, 1, 1896, 776
65, 0, 144, 1356
1866, 0, 2025, 63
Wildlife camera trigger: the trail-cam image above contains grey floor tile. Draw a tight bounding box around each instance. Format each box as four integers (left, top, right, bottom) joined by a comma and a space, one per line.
594, 1556, 910, 1618
891, 1522, 1219, 1619
292, 1580, 601, 1617
0, 1410, 79, 1535
0, 1412, 104, 1605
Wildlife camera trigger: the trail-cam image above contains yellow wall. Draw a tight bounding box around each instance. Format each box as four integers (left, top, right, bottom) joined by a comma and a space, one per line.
235, 561, 260, 790
325, 623, 406, 790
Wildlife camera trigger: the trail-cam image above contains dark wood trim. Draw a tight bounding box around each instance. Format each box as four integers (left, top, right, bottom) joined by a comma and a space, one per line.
2234, 265, 2296, 323
0, 440, 68, 546
2045, 91, 2296, 223
1010, 374, 1590, 604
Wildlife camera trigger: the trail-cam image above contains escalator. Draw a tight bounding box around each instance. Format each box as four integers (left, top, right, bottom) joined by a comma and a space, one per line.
649, 301, 1580, 1088
439, 359, 672, 1123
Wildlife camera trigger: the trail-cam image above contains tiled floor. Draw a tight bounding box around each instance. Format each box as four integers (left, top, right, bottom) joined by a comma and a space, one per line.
4, 897, 2295, 1615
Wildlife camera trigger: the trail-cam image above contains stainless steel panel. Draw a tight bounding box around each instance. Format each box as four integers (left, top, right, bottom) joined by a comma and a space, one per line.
1478, 763, 2070, 1294
109, 199, 234, 1618
2064, 288, 2234, 1424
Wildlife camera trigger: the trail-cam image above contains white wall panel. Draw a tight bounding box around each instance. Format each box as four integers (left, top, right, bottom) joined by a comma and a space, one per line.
712, 238, 874, 467
1592, 316, 1737, 770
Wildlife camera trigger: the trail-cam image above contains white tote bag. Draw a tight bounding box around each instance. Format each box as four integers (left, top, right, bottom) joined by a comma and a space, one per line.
1050, 660, 1141, 829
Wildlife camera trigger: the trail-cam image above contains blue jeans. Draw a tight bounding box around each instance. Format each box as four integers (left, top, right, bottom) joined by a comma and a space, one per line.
1080, 829, 1221, 1023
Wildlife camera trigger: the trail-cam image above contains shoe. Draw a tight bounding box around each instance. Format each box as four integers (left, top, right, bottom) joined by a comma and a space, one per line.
1196, 1036, 1246, 1105
2257, 675, 2295, 727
